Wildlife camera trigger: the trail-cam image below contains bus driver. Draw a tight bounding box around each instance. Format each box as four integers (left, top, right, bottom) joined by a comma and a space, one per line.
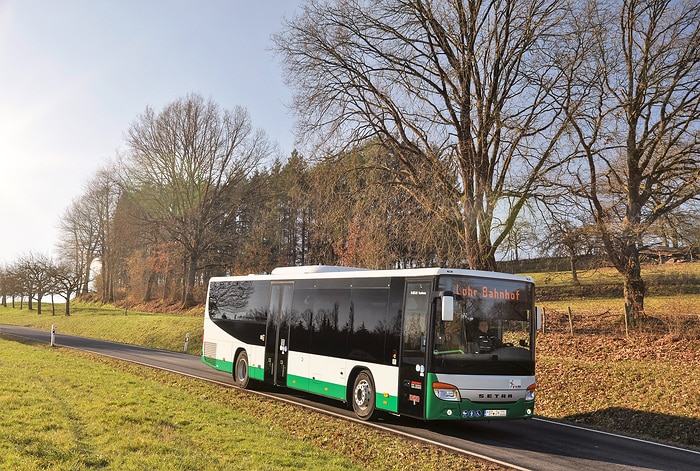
476, 319, 503, 352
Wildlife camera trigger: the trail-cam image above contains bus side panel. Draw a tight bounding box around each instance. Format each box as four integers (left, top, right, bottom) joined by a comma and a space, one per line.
246, 345, 266, 381
371, 363, 399, 413
203, 279, 270, 382
286, 351, 399, 413
286, 350, 310, 391
202, 317, 266, 380
202, 317, 235, 373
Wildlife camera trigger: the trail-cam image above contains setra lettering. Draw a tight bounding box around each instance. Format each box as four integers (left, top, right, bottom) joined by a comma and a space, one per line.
478, 393, 514, 399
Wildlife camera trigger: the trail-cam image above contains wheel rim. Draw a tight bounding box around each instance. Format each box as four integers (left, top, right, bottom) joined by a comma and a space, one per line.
354, 379, 371, 411
236, 358, 247, 382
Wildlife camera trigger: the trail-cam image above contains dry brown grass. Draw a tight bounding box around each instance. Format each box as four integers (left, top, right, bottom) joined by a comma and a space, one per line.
538, 294, 700, 339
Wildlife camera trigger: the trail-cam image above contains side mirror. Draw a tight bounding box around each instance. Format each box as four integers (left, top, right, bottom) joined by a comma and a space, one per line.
535, 306, 542, 330
441, 295, 454, 322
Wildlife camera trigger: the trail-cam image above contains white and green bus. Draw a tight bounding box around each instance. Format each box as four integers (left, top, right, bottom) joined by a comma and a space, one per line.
202, 266, 539, 421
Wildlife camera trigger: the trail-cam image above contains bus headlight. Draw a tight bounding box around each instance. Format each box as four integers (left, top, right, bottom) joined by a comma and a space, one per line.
525, 383, 536, 401
433, 382, 461, 402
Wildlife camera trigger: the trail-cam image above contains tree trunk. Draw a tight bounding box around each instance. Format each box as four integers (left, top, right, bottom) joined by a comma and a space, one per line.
82, 255, 93, 295
101, 257, 108, 304
107, 273, 114, 303
462, 203, 497, 271
143, 271, 156, 302
182, 252, 197, 309
623, 275, 645, 328
570, 256, 580, 286
621, 245, 645, 328
162, 273, 168, 301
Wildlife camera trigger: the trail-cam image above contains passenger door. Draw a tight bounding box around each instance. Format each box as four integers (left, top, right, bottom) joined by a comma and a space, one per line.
265, 282, 294, 386
398, 280, 431, 419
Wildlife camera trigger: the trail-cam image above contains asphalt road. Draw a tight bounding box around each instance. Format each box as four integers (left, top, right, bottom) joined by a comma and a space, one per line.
2, 324, 698, 470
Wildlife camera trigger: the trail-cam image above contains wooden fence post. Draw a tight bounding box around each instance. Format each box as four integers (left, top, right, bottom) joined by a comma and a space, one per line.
542, 307, 546, 334
567, 307, 574, 335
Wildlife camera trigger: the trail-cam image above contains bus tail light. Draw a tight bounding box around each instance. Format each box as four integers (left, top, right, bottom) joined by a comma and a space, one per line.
433, 382, 461, 402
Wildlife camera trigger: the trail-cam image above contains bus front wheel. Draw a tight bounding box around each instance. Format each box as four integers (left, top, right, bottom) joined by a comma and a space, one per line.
233, 350, 250, 389
351, 370, 376, 421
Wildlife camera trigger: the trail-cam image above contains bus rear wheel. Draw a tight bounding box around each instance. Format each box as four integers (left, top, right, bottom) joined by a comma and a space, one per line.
233, 350, 250, 389
351, 370, 376, 421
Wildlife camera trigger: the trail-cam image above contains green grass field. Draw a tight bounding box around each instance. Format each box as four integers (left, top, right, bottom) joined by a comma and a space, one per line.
0, 339, 500, 471
0, 340, 359, 470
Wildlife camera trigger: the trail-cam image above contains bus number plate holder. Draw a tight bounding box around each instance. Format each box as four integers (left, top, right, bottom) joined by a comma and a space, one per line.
484, 409, 507, 417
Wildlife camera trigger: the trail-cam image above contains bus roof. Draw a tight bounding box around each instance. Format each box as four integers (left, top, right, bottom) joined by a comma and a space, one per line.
271, 265, 369, 275
209, 266, 534, 284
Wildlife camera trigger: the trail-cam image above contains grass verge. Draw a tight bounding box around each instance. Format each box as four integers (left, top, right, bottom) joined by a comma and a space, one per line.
0, 303, 203, 353
0, 337, 501, 470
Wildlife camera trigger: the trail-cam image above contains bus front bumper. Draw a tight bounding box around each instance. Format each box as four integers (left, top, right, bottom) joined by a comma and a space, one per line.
426, 397, 535, 420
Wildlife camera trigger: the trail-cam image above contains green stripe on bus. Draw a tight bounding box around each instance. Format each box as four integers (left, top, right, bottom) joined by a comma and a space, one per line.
200, 361, 399, 413
202, 355, 265, 381
249, 365, 264, 381
287, 374, 346, 400
287, 374, 398, 413
202, 355, 233, 373
376, 391, 398, 413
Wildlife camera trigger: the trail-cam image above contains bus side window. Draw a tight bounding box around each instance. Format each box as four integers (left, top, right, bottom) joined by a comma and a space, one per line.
403, 283, 429, 357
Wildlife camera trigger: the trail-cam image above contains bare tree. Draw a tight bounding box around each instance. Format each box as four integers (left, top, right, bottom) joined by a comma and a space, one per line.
304, 140, 462, 268
688, 214, 700, 258
17, 252, 54, 314
0, 265, 7, 307
57, 197, 99, 296
0, 263, 23, 308
51, 261, 83, 316
82, 166, 121, 303
54, 166, 120, 303
274, 0, 569, 269
121, 94, 272, 307
499, 211, 539, 264
536, 204, 600, 285
107, 193, 166, 303
646, 204, 700, 250
552, 0, 700, 323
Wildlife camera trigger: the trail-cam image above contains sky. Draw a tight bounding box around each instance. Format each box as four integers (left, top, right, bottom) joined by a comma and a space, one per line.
0, 0, 301, 264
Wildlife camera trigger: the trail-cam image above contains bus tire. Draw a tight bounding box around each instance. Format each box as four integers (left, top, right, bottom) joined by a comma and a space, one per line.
232, 350, 250, 389
351, 370, 376, 421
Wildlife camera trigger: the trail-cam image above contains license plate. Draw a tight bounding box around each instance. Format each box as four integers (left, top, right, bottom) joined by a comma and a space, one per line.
484, 409, 507, 417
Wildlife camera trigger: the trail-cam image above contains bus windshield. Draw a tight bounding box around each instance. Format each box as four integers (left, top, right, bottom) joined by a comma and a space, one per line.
432, 275, 535, 375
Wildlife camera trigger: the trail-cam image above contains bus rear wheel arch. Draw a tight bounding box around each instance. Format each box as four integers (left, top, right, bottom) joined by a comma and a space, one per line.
232, 349, 250, 389
350, 369, 377, 421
